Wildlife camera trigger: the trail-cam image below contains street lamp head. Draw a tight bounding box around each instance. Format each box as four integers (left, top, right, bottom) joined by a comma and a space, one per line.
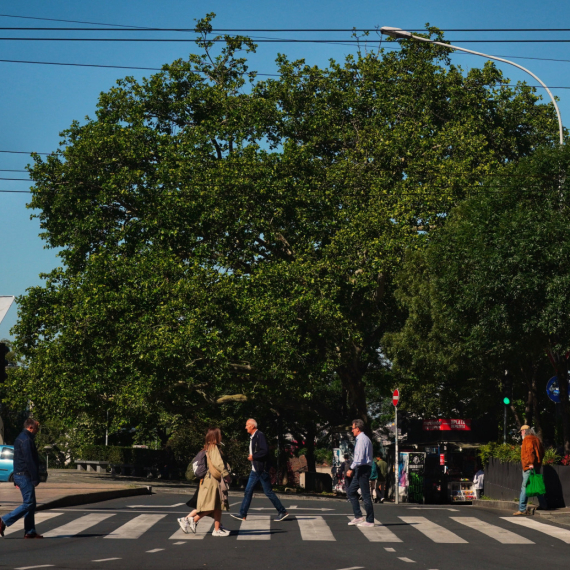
380, 27, 412, 40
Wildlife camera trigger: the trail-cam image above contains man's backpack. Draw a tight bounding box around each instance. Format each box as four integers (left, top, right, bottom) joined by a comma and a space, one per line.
191, 449, 208, 479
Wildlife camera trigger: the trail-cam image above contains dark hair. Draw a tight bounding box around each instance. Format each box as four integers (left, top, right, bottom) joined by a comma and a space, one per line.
352, 419, 365, 431
343, 454, 349, 460
204, 428, 222, 450
24, 418, 38, 429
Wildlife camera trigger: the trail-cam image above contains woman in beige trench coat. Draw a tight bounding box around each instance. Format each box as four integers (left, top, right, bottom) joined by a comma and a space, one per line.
191, 427, 231, 536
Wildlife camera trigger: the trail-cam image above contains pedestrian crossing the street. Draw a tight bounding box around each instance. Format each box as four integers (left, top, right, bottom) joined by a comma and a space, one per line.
5, 512, 570, 546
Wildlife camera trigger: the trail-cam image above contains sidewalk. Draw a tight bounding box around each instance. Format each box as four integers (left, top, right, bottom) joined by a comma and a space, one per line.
0, 470, 156, 517
472, 499, 570, 526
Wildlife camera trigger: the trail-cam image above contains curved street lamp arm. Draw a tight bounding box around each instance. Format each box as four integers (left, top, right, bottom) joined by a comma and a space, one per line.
381, 28, 564, 145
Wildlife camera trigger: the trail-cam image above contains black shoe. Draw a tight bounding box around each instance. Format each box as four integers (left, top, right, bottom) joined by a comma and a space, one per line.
229, 513, 245, 521
24, 533, 44, 539
274, 512, 289, 522
0, 518, 5, 538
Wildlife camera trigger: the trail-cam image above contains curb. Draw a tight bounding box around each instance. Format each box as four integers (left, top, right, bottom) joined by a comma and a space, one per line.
37, 486, 152, 511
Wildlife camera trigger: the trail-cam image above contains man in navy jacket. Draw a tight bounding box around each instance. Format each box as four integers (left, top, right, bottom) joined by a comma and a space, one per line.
230, 419, 289, 522
1, 418, 42, 538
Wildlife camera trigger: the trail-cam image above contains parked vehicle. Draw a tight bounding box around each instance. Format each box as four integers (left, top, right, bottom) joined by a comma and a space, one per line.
0, 445, 48, 483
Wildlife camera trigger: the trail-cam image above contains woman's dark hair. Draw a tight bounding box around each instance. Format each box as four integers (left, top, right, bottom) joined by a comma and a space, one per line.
204, 427, 222, 450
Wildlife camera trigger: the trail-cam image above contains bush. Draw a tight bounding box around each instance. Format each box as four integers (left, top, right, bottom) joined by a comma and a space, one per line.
479, 442, 565, 466
78, 445, 166, 468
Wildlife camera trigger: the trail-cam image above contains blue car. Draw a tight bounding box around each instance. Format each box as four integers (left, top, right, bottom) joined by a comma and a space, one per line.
0, 445, 15, 481
0, 445, 48, 483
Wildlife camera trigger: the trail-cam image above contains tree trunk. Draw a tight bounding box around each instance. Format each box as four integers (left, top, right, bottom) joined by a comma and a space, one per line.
305, 422, 317, 473
276, 413, 288, 485
339, 368, 370, 436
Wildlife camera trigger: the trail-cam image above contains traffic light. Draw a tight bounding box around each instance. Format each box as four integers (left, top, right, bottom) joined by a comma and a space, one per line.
0, 343, 9, 383
502, 371, 513, 406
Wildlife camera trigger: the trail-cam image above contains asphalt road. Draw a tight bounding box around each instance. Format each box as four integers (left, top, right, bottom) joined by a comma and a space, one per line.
1, 493, 569, 570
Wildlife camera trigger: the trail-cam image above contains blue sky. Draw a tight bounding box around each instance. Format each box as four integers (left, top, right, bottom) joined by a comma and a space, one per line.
2, 0, 570, 339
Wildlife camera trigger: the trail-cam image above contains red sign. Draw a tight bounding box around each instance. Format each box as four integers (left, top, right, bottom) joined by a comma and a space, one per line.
422, 419, 471, 431
440, 454, 445, 465
392, 389, 400, 407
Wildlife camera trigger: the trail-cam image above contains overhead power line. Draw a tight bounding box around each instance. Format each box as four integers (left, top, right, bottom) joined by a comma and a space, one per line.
0, 13, 151, 29
3, 37, 570, 43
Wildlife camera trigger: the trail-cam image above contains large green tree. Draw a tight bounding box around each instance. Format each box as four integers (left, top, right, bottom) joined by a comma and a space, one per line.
386, 145, 570, 452
8, 17, 561, 441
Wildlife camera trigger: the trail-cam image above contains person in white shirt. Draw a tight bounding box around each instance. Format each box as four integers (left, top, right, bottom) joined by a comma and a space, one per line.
346, 419, 375, 527
473, 467, 484, 499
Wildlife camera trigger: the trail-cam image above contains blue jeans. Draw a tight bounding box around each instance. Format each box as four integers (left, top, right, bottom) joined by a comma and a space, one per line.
519, 468, 547, 512
240, 470, 286, 518
348, 465, 374, 523
2, 475, 37, 534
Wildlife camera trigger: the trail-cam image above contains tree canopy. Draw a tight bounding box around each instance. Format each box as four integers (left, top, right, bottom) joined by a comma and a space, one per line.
386, 145, 570, 452
7, 16, 562, 447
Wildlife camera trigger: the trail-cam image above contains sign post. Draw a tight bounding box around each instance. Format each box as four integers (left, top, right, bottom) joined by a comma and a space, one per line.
393, 389, 399, 505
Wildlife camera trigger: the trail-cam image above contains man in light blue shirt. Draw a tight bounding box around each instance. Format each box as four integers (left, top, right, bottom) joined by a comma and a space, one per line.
346, 419, 375, 527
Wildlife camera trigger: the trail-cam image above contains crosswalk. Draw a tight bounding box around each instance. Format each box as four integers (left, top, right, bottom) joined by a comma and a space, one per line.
5, 512, 570, 546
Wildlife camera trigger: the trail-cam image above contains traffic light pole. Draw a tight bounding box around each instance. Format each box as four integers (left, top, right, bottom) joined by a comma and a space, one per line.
504, 404, 507, 444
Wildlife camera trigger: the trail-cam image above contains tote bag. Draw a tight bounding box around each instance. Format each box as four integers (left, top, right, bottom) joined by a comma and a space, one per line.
526, 469, 546, 497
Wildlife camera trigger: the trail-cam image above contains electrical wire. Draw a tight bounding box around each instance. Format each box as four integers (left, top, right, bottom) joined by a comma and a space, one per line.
3, 37, 570, 43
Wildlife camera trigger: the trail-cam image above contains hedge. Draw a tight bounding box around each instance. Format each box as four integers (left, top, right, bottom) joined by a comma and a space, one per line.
479, 442, 564, 466
79, 445, 166, 467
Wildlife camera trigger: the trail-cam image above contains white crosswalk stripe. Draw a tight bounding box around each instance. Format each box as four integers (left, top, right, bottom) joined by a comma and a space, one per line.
105, 514, 167, 539
237, 515, 272, 540
451, 517, 533, 544
13, 511, 569, 545
3, 512, 64, 536
44, 513, 115, 538
399, 516, 467, 543
348, 516, 402, 542
170, 518, 214, 540
502, 517, 570, 544
297, 516, 336, 541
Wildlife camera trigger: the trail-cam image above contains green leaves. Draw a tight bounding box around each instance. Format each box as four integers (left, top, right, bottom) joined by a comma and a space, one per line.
11, 21, 561, 440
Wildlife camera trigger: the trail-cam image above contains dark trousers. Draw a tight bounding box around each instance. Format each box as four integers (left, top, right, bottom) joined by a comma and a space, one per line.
1, 474, 37, 534
240, 469, 286, 518
348, 465, 374, 523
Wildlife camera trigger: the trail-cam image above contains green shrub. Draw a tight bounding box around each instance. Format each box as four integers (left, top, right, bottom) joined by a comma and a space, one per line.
543, 448, 562, 465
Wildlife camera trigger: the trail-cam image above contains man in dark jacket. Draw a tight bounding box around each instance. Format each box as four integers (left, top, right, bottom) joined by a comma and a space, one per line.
230, 419, 289, 522
0, 418, 42, 538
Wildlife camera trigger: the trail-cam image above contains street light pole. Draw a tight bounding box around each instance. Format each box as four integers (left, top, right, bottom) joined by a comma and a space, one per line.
380, 27, 564, 146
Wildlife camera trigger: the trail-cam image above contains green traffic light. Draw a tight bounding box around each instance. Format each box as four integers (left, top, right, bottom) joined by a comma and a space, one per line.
503, 397, 510, 405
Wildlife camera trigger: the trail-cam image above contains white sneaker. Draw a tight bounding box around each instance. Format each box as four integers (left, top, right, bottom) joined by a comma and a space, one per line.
348, 517, 364, 525
177, 517, 190, 534
212, 528, 230, 537
189, 518, 198, 534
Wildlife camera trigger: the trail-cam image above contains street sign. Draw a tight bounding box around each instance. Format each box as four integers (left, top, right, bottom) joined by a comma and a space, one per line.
546, 376, 570, 403
393, 389, 399, 407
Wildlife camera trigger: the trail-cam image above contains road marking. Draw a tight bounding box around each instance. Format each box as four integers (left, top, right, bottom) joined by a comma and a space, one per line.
297, 516, 336, 541
249, 507, 333, 511
237, 515, 272, 540
173, 541, 186, 545
451, 517, 534, 544
146, 548, 164, 553
105, 514, 167, 539
384, 547, 396, 551
336, 567, 364, 570
15, 566, 55, 570
399, 516, 467, 543
92, 559, 122, 562
128, 503, 185, 508
170, 518, 214, 540
398, 558, 416, 563
348, 516, 402, 542
502, 517, 570, 543
44, 513, 115, 538
407, 507, 459, 511
4, 512, 63, 536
